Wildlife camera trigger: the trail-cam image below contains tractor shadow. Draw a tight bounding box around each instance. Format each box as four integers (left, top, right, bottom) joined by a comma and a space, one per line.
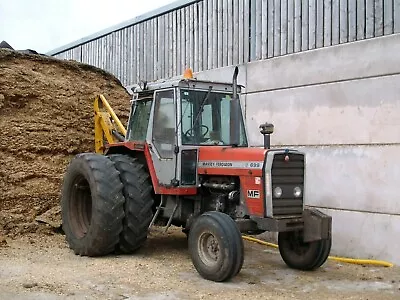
138, 226, 189, 258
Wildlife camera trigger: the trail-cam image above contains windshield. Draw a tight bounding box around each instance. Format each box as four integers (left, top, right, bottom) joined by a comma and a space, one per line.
180, 89, 247, 146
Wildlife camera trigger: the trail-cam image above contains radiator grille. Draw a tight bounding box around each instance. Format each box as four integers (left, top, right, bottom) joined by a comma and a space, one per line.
271, 153, 304, 217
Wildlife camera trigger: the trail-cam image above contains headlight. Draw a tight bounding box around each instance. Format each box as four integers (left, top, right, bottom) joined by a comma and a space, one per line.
293, 186, 302, 198
274, 186, 282, 198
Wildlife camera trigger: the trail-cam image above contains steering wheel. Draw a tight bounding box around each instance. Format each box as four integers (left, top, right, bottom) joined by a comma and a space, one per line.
184, 124, 209, 140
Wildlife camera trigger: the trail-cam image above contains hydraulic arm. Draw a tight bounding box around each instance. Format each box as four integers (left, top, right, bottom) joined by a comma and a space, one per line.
93, 94, 126, 154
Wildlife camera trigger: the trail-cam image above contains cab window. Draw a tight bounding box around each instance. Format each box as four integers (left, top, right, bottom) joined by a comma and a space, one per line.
127, 98, 153, 141
152, 90, 175, 158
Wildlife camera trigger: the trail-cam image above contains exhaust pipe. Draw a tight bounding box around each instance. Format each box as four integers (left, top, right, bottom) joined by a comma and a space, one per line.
231, 66, 240, 146
233, 66, 238, 100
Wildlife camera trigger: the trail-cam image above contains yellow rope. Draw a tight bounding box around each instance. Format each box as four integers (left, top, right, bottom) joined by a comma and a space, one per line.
242, 235, 393, 267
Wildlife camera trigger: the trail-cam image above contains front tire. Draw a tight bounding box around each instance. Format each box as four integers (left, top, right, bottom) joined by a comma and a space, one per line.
188, 212, 244, 282
61, 153, 124, 256
108, 154, 154, 253
278, 231, 331, 270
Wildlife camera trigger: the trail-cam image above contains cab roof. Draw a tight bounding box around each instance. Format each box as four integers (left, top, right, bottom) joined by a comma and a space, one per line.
134, 78, 243, 94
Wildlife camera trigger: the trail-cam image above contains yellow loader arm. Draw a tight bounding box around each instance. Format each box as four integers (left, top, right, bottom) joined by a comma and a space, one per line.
94, 94, 127, 154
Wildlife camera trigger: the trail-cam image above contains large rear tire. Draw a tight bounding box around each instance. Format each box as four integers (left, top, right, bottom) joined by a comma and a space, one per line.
61, 153, 124, 256
188, 211, 244, 282
278, 231, 331, 270
108, 154, 154, 253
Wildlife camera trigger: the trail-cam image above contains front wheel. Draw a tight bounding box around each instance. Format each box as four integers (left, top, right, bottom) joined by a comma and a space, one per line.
278, 231, 331, 270
188, 212, 244, 282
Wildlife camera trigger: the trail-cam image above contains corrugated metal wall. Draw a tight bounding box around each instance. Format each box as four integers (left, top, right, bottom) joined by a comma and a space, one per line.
54, 0, 400, 86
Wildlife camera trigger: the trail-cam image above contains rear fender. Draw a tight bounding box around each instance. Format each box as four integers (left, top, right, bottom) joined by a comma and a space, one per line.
105, 141, 146, 155
106, 142, 196, 195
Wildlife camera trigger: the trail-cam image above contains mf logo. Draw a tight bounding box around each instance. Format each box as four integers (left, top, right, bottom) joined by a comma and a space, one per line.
247, 190, 260, 199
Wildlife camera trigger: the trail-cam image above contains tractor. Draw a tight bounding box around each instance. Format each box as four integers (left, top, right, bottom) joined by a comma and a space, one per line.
61, 67, 332, 282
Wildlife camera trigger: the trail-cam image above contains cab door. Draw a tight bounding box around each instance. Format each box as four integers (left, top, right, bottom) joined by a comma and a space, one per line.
147, 89, 177, 186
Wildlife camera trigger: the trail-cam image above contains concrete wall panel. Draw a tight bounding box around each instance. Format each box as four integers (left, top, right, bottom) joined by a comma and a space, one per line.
320, 208, 400, 265
300, 145, 400, 214
245, 75, 400, 146
195, 64, 247, 89
246, 34, 400, 94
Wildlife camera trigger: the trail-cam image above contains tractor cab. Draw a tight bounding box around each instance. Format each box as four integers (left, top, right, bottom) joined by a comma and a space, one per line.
126, 70, 247, 188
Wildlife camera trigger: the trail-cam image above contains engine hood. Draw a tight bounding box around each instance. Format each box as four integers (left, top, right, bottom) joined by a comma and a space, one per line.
197, 146, 267, 173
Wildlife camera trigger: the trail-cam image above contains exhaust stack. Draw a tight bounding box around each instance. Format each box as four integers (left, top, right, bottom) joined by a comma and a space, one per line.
231, 66, 240, 146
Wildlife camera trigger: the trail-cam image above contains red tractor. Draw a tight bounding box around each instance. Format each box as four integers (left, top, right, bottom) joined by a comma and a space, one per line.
61, 68, 331, 282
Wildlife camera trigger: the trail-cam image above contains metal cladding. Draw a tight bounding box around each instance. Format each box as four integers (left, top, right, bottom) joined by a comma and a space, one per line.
49, 0, 400, 86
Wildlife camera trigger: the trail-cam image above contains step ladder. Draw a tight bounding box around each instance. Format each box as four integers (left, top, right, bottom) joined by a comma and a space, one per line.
148, 195, 180, 233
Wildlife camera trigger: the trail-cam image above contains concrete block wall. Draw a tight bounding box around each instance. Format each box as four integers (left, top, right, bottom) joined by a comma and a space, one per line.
196, 34, 400, 264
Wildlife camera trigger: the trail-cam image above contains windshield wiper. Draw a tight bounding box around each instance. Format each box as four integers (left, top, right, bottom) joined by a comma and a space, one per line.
191, 86, 212, 129
176, 88, 211, 134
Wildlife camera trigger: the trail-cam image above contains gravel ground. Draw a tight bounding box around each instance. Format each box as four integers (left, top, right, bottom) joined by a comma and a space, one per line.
0, 227, 399, 300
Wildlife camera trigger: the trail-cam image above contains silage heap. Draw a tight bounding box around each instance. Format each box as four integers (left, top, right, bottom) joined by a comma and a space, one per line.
0, 49, 131, 236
